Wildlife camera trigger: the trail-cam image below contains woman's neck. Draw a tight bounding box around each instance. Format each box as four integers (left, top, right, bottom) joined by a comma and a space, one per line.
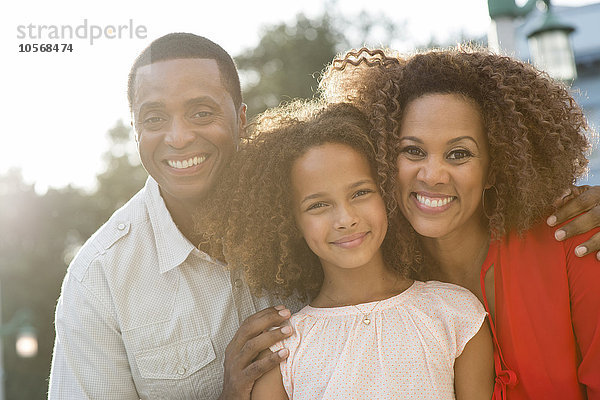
312, 253, 413, 307
421, 220, 490, 289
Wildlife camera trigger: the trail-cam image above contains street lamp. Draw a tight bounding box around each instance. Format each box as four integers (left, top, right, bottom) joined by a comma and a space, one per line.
15, 326, 38, 358
0, 306, 38, 400
527, 0, 577, 81
487, 0, 537, 54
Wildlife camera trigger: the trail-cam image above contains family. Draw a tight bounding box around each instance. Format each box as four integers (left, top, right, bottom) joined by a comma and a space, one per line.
49, 33, 600, 399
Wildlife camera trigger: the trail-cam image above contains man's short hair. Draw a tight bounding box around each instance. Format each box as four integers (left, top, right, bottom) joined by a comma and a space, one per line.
127, 32, 243, 113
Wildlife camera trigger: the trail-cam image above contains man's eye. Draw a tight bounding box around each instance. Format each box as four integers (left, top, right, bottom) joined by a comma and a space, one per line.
192, 111, 212, 119
448, 149, 473, 160
144, 117, 164, 125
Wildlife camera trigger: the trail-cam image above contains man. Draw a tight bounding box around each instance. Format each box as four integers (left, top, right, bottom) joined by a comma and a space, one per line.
49, 33, 294, 400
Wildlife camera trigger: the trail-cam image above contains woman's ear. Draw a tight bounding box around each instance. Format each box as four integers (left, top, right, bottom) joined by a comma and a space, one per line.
485, 169, 496, 190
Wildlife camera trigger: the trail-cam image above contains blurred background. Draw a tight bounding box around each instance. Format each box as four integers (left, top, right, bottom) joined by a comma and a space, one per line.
1, 0, 599, 398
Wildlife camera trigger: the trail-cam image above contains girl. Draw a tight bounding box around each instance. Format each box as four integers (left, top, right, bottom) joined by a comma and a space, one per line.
204, 102, 494, 399
321, 48, 600, 399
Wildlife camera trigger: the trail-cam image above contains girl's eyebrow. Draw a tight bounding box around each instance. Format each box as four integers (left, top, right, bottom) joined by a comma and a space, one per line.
348, 179, 375, 189
300, 192, 325, 205
299, 179, 375, 205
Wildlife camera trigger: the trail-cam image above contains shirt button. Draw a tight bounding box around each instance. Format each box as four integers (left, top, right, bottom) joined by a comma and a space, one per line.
234, 279, 243, 288
117, 223, 126, 230
177, 366, 186, 375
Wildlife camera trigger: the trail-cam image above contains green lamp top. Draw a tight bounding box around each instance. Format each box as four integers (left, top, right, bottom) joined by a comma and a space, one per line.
527, 2, 576, 37
488, 0, 537, 19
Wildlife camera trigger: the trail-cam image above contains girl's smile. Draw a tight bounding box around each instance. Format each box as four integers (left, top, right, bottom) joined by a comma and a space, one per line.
291, 142, 388, 272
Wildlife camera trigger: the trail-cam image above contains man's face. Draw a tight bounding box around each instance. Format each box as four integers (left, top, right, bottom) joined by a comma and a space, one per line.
132, 58, 245, 206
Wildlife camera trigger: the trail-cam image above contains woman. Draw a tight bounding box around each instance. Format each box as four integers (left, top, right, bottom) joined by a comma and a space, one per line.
320, 48, 600, 399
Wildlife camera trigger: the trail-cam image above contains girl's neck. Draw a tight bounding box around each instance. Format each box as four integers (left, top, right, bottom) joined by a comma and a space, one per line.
421, 219, 490, 288
312, 253, 413, 307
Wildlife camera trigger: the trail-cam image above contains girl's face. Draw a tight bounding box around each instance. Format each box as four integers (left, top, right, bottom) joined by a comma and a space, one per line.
291, 142, 388, 272
395, 93, 491, 240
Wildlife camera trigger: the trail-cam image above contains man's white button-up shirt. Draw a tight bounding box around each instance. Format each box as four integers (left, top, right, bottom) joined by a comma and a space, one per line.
49, 177, 295, 399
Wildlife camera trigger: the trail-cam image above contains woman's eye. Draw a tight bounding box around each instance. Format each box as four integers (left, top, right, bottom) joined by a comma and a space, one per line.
401, 146, 425, 157
448, 149, 473, 160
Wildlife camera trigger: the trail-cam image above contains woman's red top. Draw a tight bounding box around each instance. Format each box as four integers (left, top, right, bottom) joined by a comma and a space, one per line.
480, 221, 600, 400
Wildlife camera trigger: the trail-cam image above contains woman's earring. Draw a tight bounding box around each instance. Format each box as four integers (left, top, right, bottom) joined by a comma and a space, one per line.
482, 185, 499, 220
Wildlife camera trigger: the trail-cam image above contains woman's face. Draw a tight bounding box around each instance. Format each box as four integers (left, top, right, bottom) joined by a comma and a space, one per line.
395, 93, 491, 240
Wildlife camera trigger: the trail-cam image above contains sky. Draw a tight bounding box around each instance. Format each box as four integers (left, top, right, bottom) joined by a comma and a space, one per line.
2, 0, 598, 193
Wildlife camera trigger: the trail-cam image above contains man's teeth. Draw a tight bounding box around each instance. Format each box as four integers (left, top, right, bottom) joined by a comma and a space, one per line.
416, 193, 455, 208
167, 155, 207, 169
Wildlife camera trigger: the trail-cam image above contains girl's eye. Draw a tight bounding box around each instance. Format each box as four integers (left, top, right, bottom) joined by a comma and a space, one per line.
306, 202, 327, 211
447, 149, 473, 160
401, 146, 425, 157
353, 189, 373, 198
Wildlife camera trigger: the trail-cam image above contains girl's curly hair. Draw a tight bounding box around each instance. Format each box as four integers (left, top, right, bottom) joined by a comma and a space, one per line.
320, 46, 591, 243
199, 102, 415, 300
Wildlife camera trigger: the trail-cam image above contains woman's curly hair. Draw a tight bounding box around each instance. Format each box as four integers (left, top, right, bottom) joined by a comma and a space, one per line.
199, 102, 415, 300
320, 46, 592, 243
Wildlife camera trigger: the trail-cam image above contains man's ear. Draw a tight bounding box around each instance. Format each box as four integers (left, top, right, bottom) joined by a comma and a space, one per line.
235, 103, 248, 150
239, 103, 247, 130
130, 113, 140, 144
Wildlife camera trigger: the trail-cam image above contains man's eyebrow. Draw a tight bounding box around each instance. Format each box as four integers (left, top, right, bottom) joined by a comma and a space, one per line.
137, 96, 220, 114
185, 96, 220, 108
137, 101, 165, 114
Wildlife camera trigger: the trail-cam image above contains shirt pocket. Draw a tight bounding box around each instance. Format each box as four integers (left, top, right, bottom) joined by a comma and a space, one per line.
134, 335, 220, 399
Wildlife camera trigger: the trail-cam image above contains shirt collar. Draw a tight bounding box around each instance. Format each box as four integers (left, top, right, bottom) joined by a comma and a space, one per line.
144, 177, 196, 274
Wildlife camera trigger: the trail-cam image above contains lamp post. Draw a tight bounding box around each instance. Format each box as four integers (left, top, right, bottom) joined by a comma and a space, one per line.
527, 0, 577, 81
488, 0, 578, 81
488, 0, 537, 54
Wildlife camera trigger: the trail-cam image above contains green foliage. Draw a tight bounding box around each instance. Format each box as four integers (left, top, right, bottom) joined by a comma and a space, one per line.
95, 120, 148, 213
234, 4, 406, 119
236, 13, 343, 117
0, 123, 146, 399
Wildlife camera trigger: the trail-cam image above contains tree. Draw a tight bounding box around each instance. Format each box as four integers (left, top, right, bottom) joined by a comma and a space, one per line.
0, 122, 146, 399
95, 120, 147, 214
236, 13, 343, 117
236, 6, 404, 118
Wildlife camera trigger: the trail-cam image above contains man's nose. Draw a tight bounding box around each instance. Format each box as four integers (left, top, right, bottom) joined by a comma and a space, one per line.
165, 118, 195, 149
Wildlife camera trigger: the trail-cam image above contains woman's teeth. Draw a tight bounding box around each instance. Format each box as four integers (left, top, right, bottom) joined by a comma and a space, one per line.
416, 193, 455, 208
167, 155, 207, 169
